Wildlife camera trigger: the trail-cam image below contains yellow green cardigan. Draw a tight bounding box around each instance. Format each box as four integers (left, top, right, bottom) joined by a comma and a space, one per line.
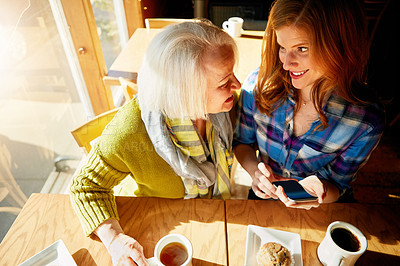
70, 98, 186, 236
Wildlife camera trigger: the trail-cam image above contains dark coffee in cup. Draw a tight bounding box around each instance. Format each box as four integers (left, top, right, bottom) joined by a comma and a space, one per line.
160, 242, 188, 266
331, 228, 360, 252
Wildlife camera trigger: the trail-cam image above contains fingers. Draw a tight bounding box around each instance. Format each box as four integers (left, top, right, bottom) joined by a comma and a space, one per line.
274, 185, 292, 206
252, 164, 278, 199
109, 234, 148, 266
257, 162, 270, 177
258, 163, 292, 182
252, 163, 323, 208
127, 241, 147, 266
299, 175, 325, 203
129, 248, 148, 266
275, 186, 320, 210
252, 183, 272, 199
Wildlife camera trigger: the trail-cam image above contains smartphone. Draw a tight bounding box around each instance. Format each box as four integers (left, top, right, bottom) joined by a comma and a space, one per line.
272, 180, 318, 202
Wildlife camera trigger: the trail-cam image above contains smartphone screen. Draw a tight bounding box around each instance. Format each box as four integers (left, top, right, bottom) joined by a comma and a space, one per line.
272, 180, 318, 202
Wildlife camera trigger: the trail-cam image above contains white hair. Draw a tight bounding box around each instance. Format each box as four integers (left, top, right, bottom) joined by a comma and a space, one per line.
137, 20, 238, 120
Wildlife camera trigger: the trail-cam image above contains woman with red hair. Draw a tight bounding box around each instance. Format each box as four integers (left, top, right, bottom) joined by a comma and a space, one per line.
234, 0, 384, 208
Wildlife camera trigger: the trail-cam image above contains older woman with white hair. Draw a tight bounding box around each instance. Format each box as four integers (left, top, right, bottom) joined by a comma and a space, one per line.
70, 20, 240, 266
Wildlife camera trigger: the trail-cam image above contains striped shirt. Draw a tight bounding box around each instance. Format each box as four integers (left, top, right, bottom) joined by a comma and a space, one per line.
234, 69, 385, 193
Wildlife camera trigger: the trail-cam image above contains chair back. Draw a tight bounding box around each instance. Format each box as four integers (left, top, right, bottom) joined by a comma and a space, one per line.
70, 107, 138, 195
103, 76, 137, 105
144, 18, 199, 29
0, 141, 28, 215
71, 108, 120, 154
119, 77, 138, 101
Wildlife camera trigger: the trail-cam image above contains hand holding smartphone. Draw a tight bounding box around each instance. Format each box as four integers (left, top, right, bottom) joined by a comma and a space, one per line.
272, 180, 318, 203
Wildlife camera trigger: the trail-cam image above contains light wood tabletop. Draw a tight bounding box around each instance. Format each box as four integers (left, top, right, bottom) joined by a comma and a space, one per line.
0, 193, 226, 266
225, 199, 400, 266
108, 28, 263, 84
2, 194, 398, 266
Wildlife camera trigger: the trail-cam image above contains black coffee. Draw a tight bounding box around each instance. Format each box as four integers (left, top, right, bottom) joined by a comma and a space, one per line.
331, 228, 360, 252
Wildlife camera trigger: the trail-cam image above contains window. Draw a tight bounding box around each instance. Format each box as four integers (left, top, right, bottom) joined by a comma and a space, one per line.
0, 0, 86, 241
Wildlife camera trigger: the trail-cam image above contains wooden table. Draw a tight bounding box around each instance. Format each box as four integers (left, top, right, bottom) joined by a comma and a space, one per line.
226, 199, 400, 266
2, 194, 399, 266
108, 28, 263, 83
0, 194, 226, 266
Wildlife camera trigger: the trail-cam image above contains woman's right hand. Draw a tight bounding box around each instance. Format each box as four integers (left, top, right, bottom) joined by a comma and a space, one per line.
252, 162, 276, 199
107, 233, 148, 266
94, 219, 148, 266
252, 162, 288, 199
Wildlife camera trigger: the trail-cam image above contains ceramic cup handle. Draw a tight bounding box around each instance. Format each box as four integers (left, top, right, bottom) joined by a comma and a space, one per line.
328, 255, 343, 266
222, 21, 229, 31
147, 257, 158, 266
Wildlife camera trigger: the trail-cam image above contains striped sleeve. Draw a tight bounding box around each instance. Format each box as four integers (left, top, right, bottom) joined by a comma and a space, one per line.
69, 145, 129, 236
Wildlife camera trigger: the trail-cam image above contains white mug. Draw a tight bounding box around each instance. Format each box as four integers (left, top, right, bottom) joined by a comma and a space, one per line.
148, 234, 193, 266
318, 221, 367, 266
222, 17, 243, 37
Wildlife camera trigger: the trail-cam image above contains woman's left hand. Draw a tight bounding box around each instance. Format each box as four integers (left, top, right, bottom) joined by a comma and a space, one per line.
274, 175, 326, 209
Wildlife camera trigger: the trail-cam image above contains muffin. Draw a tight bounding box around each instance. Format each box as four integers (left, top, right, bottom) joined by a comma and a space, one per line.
256, 242, 292, 266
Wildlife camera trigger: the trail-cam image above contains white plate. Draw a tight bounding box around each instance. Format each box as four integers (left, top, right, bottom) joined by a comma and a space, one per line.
19, 239, 76, 266
245, 225, 302, 266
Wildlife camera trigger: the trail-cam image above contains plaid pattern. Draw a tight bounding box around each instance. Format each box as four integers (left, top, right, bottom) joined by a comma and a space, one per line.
234, 69, 384, 192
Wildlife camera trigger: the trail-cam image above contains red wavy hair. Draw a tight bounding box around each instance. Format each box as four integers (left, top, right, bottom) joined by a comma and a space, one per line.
255, 0, 368, 129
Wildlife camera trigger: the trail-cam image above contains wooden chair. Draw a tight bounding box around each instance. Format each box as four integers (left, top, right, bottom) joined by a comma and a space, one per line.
103, 76, 137, 106
144, 18, 199, 30
119, 77, 138, 101
71, 108, 120, 155
0, 188, 23, 215
70, 108, 137, 195
0, 142, 28, 215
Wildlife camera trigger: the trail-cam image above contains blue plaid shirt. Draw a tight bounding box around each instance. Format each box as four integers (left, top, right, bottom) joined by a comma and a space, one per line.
234, 69, 385, 193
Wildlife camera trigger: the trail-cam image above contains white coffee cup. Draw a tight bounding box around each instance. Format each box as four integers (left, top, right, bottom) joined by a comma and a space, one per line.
222, 17, 243, 37
317, 221, 367, 266
147, 234, 193, 266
